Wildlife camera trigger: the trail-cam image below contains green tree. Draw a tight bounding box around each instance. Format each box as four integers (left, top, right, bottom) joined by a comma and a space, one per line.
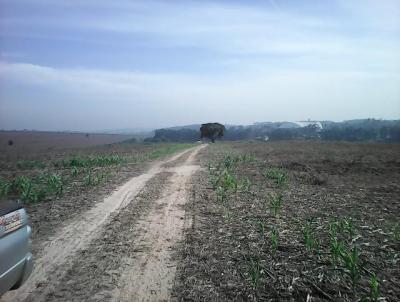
200, 123, 225, 143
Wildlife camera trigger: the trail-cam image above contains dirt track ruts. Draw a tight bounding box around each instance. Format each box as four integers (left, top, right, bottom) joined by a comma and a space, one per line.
2, 145, 206, 302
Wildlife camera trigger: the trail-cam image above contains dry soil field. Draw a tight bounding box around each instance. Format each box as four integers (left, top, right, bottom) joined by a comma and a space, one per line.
174, 141, 400, 301
0, 131, 137, 153
1, 139, 399, 302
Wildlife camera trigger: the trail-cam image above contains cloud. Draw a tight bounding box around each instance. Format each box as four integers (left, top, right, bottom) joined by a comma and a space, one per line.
1, 61, 399, 131
3, 0, 397, 57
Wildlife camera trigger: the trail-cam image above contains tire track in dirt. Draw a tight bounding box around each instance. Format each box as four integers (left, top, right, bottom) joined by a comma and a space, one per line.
32, 171, 173, 302
113, 145, 205, 302
2, 147, 199, 302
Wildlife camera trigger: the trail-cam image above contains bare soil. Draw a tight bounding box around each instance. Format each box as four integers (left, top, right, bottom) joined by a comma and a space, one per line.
0, 131, 136, 153
173, 141, 400, 301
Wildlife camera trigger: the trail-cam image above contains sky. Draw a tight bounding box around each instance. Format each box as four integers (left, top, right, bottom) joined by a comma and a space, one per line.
0, 0, 399, 131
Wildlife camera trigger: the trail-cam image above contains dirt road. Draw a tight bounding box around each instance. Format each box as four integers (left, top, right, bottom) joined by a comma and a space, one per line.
3, 145, 206, 302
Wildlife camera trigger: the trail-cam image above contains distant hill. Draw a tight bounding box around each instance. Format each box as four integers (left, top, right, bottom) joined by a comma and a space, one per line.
147, 119, 400, 143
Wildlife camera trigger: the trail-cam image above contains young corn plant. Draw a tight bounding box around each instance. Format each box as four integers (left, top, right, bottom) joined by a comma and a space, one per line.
303, 220, 319, 253
47, 173, 63, 197
394, 223, 400, 242
240, 177, 252, 193
15, 176, 31, 200
269, 228, 279, 252
210, 174, 220, 190
263, 168, 287, 187
247, 256, 263, 289
257, 220, 266, 239
223, 154, 239, 170
0, 177, 12, 197
222, 209, 233, 222
71, 166, 79, 177
83, 170, 97, 186
270, 194, 283, 216
240, 154, 256, 162
216, 186, 227, 203
340, 218, 356, 241
341, 246, 361, 289
363, 275, 380, 302
18, 178, 46, 203
330, 238, 345, 267
329, 219, 340, 238
220, 170, 238, 193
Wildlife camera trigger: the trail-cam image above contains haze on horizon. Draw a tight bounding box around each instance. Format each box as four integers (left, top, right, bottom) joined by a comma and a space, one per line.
0, 0, 399, 132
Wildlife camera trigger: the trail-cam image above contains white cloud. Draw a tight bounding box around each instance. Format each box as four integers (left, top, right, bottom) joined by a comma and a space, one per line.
2, 0, 394, 57
1, 61, 399, 131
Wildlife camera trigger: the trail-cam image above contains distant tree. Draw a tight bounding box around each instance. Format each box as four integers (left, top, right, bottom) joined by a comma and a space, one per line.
224, 126, 252, 140
200, 123, 225, 143
8, 139, 13, 146
151, 129, 199, 142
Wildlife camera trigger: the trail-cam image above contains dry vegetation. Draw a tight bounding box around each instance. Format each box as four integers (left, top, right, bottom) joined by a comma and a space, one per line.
174, 141, 400, 301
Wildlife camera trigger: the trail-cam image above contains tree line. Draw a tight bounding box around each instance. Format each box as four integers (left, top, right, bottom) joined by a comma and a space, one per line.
145, 120, 400, 143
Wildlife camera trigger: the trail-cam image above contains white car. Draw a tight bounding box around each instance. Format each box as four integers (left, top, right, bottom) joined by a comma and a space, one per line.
0, 200, 33, 296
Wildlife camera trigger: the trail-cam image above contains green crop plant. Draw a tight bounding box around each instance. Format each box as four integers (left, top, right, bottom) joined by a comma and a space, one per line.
216, 186, 227, 203
393, 223, 400, 242
363, 275, 380, 302
340, 218, 356, 241
257, 220, 266, 239
341, 246, 361, 289
222, 154, 239, 170
330, 238, 345, 267
270, 194, 283, 216
222, 209, 233, 222
269, 228, 279, 252
55, 154, 125, 168
18, 178, 46, 203
71, 166, 79, 177
329, 219, 340, 238
263, 168, 287, 187
240, 154, 256, 162
247, 256, 263, 289
219, 170, 238, 192
84, 170, 95, 186
210, 174, 220, 190
240, 177, 252, 193
47, 174, 63, 197
303, 220, 319, 253
0, 177, 12, 197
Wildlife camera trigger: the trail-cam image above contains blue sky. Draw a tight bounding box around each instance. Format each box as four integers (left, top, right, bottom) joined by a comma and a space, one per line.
0, 0, 399, 131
